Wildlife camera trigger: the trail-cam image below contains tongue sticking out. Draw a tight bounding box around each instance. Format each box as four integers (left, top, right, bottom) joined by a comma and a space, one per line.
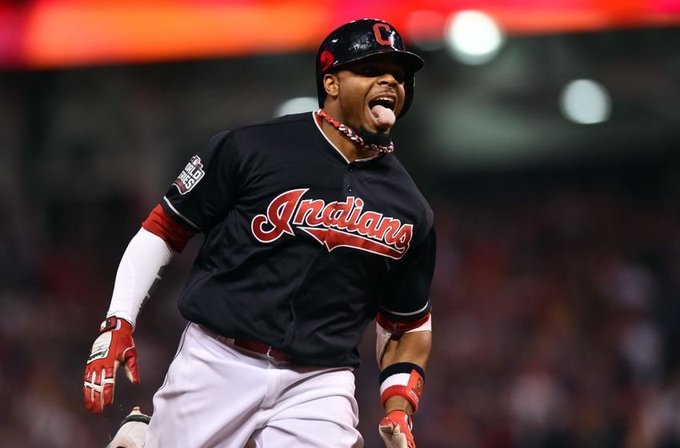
371, 105, 396, 128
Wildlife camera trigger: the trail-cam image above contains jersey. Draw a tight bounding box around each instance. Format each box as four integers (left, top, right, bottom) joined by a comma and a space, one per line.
159, 111, 435, 368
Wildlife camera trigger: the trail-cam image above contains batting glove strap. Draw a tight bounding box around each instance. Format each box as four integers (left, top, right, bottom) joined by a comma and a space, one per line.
84, 316, 139, 414
99, 315, 124, 333
379, 409, 415, 448
379, 363, 425, 413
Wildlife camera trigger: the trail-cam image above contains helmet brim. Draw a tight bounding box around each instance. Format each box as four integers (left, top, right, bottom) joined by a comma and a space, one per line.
322, 49, 424, 76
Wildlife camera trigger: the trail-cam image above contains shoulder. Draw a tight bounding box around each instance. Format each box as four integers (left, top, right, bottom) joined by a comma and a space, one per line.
203, 112, 321, 178
204, 112, 315, 157
207, 112, 314, 141
229, 112, 315, 139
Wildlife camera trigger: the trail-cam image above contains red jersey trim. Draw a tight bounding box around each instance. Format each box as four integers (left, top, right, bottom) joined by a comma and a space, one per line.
376, 311, 431, 334
142, 204, 195, 253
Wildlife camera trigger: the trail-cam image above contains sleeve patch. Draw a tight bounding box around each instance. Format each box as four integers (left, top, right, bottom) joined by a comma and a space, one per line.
172, 155, 205, 195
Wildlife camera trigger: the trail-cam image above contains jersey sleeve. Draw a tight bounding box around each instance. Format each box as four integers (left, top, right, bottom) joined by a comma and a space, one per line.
378, 226, 436, 329
161, 130, 240, 232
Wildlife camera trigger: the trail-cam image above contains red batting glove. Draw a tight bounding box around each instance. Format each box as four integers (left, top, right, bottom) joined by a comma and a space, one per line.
83, 316, 139, 414
379, 409, 415, 448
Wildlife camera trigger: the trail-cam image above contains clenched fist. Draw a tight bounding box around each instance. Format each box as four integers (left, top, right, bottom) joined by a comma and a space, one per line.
84, 316, 139, 414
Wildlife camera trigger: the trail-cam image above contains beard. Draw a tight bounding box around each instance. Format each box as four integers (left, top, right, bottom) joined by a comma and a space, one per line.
357, 127, 393, 148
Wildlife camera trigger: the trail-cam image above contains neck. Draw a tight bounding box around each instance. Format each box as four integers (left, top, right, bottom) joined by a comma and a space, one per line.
320, 121, 377, 162
316, 110, 394, 162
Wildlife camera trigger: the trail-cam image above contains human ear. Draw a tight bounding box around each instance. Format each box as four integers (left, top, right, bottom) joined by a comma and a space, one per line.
323, 73, 340, 99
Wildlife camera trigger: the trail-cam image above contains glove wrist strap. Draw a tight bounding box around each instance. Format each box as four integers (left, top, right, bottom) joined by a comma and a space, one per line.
99, 316, 132, 333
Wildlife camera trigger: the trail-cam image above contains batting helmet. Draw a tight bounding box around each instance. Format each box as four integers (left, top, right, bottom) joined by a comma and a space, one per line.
316, 18, 425, 118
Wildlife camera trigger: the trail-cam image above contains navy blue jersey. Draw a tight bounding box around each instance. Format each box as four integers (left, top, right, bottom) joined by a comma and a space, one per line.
161, 112, 435, 368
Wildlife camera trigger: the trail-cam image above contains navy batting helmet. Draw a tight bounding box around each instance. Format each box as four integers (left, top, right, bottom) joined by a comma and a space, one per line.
316, 18, 424, 118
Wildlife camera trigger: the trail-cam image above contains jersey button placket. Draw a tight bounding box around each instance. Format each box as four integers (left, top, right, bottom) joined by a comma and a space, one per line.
346, 164, 354, 194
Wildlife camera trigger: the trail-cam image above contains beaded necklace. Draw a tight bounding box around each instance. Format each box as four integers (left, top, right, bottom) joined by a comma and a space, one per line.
316, 109, 395, 154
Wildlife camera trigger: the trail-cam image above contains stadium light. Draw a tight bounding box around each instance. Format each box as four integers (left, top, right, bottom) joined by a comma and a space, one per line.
559, 79, 612, 125
445, 10, 505, 65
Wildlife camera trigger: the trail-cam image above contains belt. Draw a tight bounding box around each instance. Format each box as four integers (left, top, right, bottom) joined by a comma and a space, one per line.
231, 339, 294, 363
200, 325, 294, 363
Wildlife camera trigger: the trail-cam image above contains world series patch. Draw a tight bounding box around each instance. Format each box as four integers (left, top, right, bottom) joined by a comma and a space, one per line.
173, 155, 205, 195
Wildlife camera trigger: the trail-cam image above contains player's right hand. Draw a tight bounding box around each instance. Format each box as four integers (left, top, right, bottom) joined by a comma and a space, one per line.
378, 409, 415, 448
84, 316, 139, 414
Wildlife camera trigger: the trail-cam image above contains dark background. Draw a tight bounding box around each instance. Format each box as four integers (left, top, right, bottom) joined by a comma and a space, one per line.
1, 23, 679, 447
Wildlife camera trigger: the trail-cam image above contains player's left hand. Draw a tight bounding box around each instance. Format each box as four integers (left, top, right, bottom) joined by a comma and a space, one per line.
378, 409, 415, 448
84, 316, 139, 414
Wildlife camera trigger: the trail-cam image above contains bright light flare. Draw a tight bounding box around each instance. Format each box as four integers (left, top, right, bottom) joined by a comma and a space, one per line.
559, 79, 612, 125
445, 10, 505, 65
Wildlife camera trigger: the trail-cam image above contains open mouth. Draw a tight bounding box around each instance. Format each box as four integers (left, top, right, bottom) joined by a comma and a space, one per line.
367, 96, 397, 130
368, 96, 396, 111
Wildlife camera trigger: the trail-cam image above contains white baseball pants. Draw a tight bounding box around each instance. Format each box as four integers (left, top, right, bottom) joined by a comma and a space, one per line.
144, 323, 364, 448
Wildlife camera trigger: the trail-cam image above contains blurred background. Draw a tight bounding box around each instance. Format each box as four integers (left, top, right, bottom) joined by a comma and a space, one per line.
1, 0, 680, 447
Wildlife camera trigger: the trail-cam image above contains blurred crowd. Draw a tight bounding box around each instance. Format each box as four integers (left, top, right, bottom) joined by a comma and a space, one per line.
408, 168, 680, 448
1, 152, 679, 447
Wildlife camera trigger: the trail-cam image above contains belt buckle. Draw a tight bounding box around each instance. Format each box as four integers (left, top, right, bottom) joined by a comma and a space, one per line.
265, 346, 273, 359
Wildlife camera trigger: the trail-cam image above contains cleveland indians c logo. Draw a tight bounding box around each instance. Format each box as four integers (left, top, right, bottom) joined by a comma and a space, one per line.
373, 23, 395, 47
251, 189, 413, 260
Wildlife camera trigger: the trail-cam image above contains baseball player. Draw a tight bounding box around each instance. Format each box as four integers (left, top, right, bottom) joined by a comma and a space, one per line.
84, 18, 434, 448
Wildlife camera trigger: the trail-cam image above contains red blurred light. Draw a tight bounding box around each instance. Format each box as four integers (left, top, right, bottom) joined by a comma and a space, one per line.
0, 0, 679, 69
